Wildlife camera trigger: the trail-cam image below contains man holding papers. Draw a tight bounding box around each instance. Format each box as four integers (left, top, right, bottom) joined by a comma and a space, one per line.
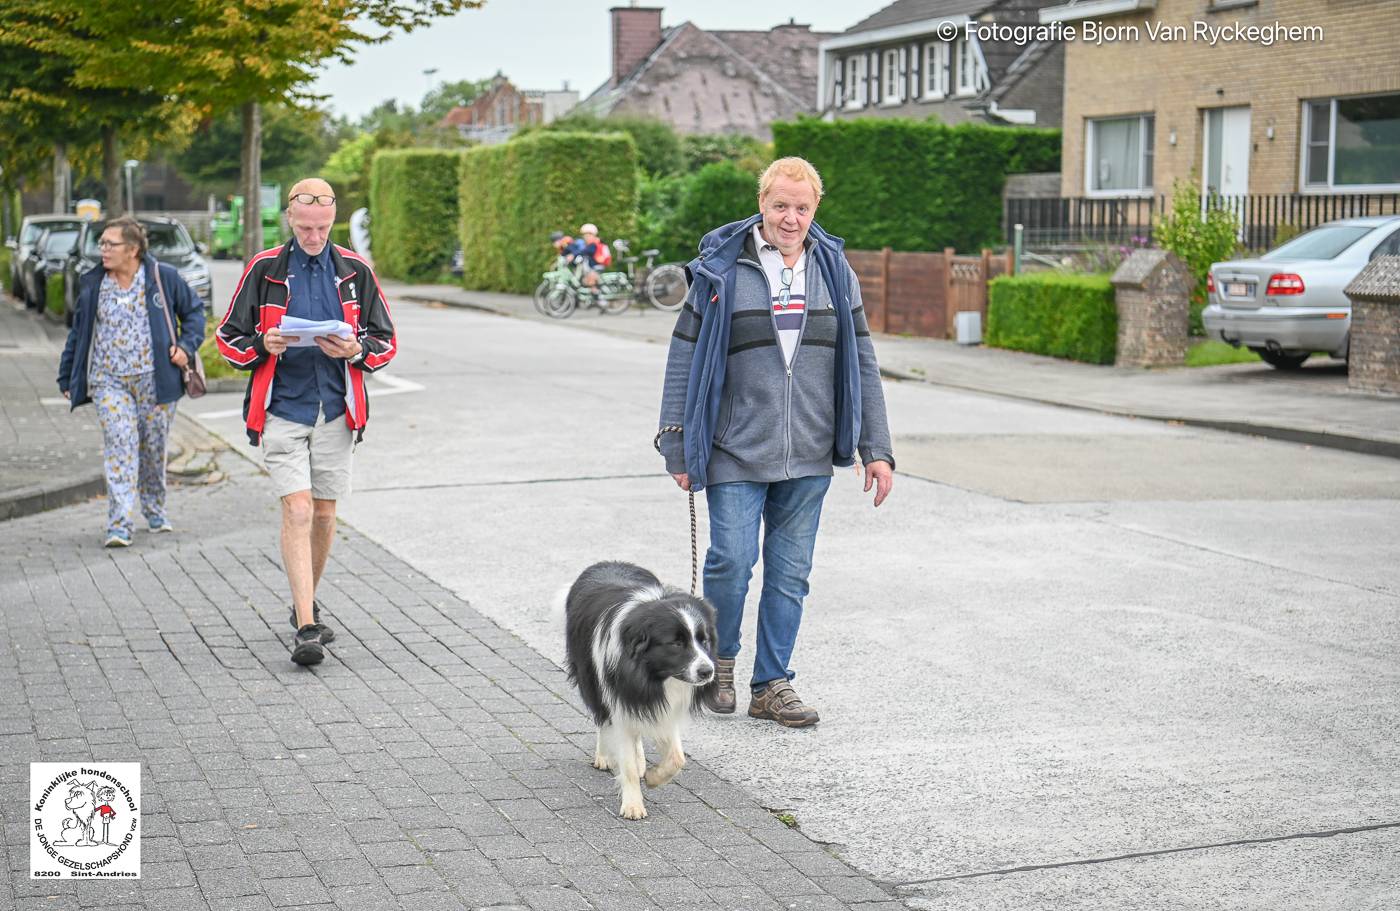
216, 178, 397, 666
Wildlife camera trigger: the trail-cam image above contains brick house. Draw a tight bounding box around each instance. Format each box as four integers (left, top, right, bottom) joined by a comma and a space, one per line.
818, 0, 1065, 127
574, 6, 833, 139
439, 73, 579, 145
1043, 0, 1400, 198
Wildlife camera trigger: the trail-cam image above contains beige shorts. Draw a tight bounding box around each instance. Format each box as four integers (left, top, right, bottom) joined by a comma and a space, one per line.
261, 411, 354, 500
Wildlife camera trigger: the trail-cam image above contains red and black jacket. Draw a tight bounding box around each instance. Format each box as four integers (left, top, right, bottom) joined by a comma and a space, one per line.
216, 242, 397, 445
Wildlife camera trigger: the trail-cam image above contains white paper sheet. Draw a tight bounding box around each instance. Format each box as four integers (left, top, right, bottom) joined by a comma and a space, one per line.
277, 316, 354, 348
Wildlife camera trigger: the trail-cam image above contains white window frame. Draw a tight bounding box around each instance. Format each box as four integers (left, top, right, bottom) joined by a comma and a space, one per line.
882, 49, 901, 106
1085, 114, 1156, 198
923, 41, 948, 100
845, 55, 866, 110
1300, 93, 1400, 193
954, 38, 976, 97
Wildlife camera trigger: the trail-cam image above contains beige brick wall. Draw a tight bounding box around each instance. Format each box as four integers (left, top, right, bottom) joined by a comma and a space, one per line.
1060, 0, 1400, 196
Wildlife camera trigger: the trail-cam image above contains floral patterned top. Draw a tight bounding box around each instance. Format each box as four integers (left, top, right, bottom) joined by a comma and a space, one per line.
90, 269, 155, 381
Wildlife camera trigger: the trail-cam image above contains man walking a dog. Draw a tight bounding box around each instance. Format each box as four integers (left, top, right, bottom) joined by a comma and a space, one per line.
657, 157, 894, 727
216, 178, 397, 666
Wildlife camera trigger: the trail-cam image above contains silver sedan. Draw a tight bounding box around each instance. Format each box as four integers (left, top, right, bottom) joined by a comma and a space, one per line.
1202, 215, 1400, 369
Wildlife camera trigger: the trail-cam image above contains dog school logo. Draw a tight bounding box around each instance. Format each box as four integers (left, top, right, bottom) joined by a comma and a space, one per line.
30, 763, 140, 878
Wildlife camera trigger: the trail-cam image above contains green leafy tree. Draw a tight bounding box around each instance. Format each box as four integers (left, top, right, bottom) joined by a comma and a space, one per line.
1155, 179, 1240, 334
172, 104, 348, 195
420, 78, 492, 124
0, 8, 188, 215
13, 0, 482, 253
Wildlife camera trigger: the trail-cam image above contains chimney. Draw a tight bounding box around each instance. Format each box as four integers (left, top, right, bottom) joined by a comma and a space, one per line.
610, 6, 663, 86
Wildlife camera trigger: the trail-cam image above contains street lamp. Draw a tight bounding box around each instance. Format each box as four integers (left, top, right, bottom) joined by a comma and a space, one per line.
123, 159, 140, 216
422, 67, 439, 102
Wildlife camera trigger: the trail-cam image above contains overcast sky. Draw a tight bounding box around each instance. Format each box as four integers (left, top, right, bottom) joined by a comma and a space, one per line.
312, 0, 871, 121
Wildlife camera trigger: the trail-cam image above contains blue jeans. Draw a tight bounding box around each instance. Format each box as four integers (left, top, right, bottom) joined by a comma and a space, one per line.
703, 476, 831, 690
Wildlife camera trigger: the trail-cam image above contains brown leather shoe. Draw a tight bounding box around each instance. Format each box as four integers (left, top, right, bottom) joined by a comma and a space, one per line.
747, 680, 819, 728
703, 658, 736, 714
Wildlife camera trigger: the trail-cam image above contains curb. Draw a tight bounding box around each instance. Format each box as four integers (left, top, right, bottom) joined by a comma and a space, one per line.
0, 473, 106, 522
879, 366, 1400, 461
400, 293, 512, 319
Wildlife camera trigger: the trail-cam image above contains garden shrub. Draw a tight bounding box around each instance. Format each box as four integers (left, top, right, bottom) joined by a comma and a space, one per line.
986, 272, 1117, 365
369, 148, 464, 281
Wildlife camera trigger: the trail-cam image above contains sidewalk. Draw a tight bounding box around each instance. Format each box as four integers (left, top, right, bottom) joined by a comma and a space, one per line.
0, 434, 905, 911
0, 298, 228, 521
0, 299, 106, 519
387, 280, 1400, 460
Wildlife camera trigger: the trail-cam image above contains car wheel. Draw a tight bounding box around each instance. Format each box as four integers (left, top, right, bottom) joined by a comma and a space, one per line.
1256, 349, 1310, 370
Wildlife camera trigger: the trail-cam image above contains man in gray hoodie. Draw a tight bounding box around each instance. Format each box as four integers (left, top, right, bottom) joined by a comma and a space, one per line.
658, 157, 894, 727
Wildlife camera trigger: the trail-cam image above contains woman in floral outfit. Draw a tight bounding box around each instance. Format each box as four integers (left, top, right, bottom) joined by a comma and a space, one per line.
58, 216, 205, 547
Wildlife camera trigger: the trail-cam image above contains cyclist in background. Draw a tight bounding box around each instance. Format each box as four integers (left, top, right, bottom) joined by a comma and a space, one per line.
567, 223, 611, 294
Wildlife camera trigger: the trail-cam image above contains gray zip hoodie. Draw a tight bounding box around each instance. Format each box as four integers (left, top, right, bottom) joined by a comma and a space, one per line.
659, 227, 894, 485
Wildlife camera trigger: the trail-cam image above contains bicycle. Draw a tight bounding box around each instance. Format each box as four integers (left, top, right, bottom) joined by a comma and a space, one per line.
536, 239, 690, 318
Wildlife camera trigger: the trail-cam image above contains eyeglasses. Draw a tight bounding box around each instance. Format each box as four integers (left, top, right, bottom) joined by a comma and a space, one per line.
777, 266, 794, 309
289, 193, 336, 206
97, 240, 131, 250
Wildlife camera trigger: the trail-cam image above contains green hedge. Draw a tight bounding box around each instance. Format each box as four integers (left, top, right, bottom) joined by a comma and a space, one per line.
459, 131, 637, 293
638, 161, 758, 263
986, 272, 1117, 365
331, 223, 350, 249
369, 148, 464, 281
772, 118, 1059, 252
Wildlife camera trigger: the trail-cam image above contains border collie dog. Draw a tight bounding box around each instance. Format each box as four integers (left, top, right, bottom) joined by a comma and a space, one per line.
564, 561, 718, 820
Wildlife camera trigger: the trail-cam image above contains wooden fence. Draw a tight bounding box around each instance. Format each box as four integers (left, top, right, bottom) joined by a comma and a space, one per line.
846, 247, 1013, 339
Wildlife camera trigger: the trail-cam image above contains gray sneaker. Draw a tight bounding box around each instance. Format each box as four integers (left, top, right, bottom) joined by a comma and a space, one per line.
290, 625, 324, 666
289, 601, 335, 645
748, 680, 819, 728
702, 657, 736, 714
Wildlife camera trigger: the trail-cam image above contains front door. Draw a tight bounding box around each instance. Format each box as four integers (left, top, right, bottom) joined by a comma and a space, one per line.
1204, 106, 1251, 196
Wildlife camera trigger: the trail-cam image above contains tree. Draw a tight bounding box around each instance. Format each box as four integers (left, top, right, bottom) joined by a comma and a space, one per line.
0, 6, 189, 215
173, 105, 349, 195
10, 0, 482, 253
419, 77, 492, 124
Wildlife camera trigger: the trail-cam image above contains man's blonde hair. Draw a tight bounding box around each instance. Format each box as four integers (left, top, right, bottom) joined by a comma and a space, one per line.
758, 157, 823, 204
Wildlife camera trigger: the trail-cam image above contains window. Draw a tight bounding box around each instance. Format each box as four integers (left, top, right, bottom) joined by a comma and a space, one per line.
1368, 228, 1400, 261
1087, 115, 1155, 195
883, 49, 900, 105
1261, 224, 1374, 261
954, 38, 975, 96
924, 41, 948, 99
844, 55, 866, 109
1303, 93, 1400, 190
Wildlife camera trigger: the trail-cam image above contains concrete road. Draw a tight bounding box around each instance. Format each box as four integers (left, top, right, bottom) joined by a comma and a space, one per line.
194, 267, 1400, 909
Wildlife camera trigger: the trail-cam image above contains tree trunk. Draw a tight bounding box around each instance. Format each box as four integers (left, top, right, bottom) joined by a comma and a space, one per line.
52, 143, 69, 213
102, 127, 123, 216
241, 100, 263, 258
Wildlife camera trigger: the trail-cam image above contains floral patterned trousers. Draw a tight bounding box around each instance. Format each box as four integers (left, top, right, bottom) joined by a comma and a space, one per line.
91, 373, 176, 536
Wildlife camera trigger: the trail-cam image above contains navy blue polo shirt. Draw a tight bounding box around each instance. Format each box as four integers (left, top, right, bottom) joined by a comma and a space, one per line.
268, 241, 346, 426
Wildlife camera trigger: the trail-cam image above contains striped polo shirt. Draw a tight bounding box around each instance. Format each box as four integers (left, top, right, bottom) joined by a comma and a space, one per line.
752, 225, 807, 367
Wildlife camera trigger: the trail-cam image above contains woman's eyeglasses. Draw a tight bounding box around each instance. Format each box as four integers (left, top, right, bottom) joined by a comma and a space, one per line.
289, 193, 336, 206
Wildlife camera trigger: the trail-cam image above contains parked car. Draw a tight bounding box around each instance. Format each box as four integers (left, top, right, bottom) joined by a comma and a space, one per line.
19, 225, 80, 313
63, 216, 213, 326
8, 215, 82, 300
1203, 215, 1400, 369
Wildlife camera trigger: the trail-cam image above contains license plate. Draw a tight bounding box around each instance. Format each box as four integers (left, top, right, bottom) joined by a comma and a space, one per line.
1225, 282, 1251, 297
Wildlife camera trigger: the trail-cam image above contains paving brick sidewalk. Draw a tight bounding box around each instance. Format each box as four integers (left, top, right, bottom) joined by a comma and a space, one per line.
0, 299, 105, 518
0, 438, 905, 910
